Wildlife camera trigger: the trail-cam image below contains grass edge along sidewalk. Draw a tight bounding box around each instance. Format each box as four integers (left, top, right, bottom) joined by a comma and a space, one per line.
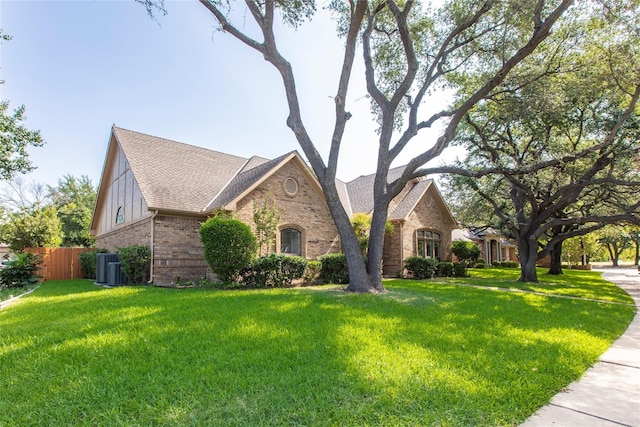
0, 268, 635, 426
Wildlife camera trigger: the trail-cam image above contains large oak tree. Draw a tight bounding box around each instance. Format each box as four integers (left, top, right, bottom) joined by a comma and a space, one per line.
440, 3, 640, 281
137, 0, 575, 292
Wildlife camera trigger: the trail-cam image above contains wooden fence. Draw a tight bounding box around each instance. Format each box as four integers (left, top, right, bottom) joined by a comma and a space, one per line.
26, 248, 91, 281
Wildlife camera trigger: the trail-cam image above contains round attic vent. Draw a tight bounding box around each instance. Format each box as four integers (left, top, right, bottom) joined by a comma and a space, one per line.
284, 177, 299, 196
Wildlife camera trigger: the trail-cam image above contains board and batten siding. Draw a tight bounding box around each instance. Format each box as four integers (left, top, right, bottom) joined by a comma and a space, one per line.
95, 143, 148, 236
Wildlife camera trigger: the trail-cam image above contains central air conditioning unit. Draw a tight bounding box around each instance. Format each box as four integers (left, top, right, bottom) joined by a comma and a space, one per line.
96, 253, 119, 284
107, 262, 128, 286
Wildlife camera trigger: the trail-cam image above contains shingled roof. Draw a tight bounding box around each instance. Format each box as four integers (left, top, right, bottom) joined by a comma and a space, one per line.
111, 127, 249, 214
345, 166, 407, 214
100, 127, 454, 223
205, 152, 297, 211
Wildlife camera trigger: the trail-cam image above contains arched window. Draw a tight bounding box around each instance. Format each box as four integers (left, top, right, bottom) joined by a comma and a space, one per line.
115, 206, 125, 225
280, 228, 302, 256
417, 230, 441, 260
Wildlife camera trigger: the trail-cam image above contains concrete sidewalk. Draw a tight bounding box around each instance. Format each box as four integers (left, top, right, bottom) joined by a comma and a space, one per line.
521, 267, 640, 427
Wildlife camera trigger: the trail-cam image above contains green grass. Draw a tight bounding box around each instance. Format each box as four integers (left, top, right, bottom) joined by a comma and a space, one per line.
0, 274, 635, 426
438, 267, 635, 304
0, 284, 37, 302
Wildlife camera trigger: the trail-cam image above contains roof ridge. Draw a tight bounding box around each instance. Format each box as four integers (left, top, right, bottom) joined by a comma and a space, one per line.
112, 125, 249, 162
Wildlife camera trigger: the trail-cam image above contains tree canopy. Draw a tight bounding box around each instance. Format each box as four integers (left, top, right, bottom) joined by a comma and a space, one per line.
136, 0, 638, 291
0, 30, 44, 181
439, 2, 640, 281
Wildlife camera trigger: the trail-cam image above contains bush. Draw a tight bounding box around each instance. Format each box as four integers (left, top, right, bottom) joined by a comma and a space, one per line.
318, 253, 349, 284
502, 261, 519, 268
492, 261, 502, 267
0, 252, 42, 290
453, 262, 468, 277
79, 248, 109, 279
302, 260, 322, 285
404, 256, 438, 280
200, 217, 258, 284
473, 262, 486, 269
437, 262, 454, 278
451, 241, 481, 265
117, 245, 151, 284
243, 254, 307, 288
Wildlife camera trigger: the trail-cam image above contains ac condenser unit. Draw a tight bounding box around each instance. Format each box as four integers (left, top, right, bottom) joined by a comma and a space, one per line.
107, 262, 127, 286
96, 253, 119, 284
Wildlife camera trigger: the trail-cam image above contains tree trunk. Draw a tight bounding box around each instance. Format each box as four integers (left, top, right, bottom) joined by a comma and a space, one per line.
319, 181, 378, 293
366, 208, 389, 293
606, 243, 619, 266
517, 235, 539, 282
548, 240, 563, 275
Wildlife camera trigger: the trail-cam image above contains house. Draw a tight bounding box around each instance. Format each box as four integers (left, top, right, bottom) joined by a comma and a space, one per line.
451, 227, 518, 265
90, 126, 458, 284
346, 168, 458, 276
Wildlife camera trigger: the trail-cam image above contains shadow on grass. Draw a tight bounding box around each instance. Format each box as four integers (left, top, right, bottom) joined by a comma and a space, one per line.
0, 279, 635, 426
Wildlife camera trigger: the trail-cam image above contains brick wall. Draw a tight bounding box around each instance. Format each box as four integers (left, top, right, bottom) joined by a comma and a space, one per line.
234, 161, 341, 259
96, 216, 152, 251
152, 215, 212, 285
383, 187, 456, 276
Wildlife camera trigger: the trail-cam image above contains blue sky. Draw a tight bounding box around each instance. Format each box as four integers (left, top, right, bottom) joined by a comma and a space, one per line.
1, 0, 455, 190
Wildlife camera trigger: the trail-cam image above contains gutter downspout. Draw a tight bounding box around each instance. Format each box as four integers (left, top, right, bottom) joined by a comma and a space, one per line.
148, 210, 158, 284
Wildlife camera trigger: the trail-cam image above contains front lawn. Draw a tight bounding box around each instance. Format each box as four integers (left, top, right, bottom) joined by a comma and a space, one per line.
0, 272, 635, 426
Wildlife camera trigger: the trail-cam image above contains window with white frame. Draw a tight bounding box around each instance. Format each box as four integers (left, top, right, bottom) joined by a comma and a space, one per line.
416, 229, 441, 259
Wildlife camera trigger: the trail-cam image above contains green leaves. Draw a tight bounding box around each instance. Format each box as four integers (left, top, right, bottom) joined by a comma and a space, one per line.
0, 101, 44, 181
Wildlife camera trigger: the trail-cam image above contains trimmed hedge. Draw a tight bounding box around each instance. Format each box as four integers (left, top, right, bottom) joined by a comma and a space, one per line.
200, 217, 258, 284
403, 257, 468, 279
242, 254, 307, 288
404, 256, 439, 279
117, 245, 151, 284
318, 253, 349, 284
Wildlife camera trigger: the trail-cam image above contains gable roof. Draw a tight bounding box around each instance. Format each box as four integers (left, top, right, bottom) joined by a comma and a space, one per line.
346, 166, 406, 214
342, 166, 456, 225
205, 151, 300, 211
111, 126, 249, 214
389, 178, 434, 220
94, 127, 457, 225
96, 127, 325, 218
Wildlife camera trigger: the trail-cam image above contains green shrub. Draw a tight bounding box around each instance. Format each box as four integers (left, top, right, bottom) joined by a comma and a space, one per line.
404, 256, 438, 280
436, 262, 454, 277
502, 261, 519, 268
302, 260, 322, 285
453, 262, 468, 277
79, 248, 109, 279
474, 262, 486, 269
0, 252, 42, 290
117, 245, 151, 284
492, 261, 502, 267
243, 254, 307, 288
318, 253, 349, 284
451, 241, 481, 265
200, 217, 258, 284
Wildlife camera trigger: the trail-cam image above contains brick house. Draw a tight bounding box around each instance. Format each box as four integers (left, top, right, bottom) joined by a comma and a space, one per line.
90, 126, 458, 284
451, 227, 518, 265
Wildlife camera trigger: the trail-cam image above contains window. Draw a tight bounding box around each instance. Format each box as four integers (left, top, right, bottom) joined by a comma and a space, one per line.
416, 230, 441, 259
284, 177, 299, 196
280, 228, 302, 256
115, 206, 125, 225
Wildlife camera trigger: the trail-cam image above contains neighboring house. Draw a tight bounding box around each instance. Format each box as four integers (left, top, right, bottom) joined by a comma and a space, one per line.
90, 126, 458, 284
451, 227, 518, 265
346, 168, 458, 276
